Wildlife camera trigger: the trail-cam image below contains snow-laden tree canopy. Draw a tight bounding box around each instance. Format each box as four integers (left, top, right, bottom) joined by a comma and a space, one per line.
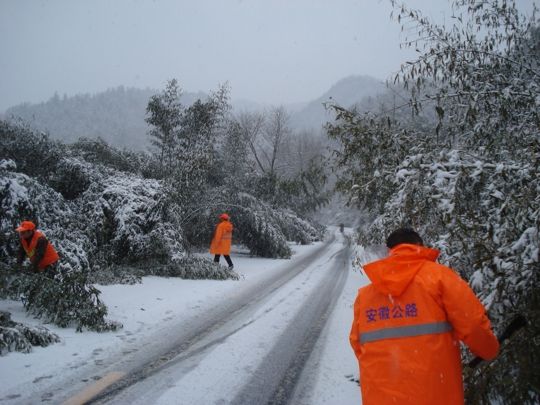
0, 157, 187, 273
328, 1, 539, 403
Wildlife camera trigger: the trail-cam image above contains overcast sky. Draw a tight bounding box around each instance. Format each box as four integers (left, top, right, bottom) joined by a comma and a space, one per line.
0, 0, 529, 112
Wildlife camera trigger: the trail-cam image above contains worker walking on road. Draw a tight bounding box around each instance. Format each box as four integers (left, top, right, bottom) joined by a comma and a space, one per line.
15, 220, 59, 276
350, 228, 499, 405
210, 213, 234, 269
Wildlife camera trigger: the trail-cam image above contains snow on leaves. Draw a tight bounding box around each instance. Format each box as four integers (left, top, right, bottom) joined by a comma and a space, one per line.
82, 172, 185, 265
329, 1, 539, 402
0, 310, 61, 356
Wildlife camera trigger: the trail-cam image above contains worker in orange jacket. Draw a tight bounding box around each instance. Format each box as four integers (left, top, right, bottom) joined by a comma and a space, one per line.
350, 228, 499, 405
15, 220, 59, 276
209, 213, 234, 269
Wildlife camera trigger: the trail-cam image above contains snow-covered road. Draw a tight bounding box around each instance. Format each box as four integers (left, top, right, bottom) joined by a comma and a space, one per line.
0, 228, 375, 404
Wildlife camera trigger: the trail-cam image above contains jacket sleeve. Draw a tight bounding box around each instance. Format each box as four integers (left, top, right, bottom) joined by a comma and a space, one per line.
440, 266, 499, 360
210, 225, 221, 245
214, 224, 224, 242
349, 291, 363, 359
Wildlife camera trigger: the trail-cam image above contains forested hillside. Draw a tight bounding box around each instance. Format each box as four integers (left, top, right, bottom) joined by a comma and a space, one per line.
4, 87, 206, 150
328, 1, 539, 403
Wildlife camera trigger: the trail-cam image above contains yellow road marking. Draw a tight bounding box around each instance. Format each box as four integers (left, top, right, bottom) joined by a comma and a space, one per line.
62, 371, 126, 405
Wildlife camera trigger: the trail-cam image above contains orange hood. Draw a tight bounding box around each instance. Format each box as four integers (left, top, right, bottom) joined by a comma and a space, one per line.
363, 244, 440, 297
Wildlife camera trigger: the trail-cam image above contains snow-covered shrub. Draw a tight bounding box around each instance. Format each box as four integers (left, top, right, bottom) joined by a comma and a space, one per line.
0, 169, 92, 272
181, 206, 216, 249
88, 266, 142, 285
0, 159, 16, 171
184, 188, 325, 257
0, 311, 60, 355
276, 210, 325, 245
79, 172, 186, 265
16, 324, 60, 347
0, 327, 33, 355
0, 120, 63, 181
148, 256, 240, 280
9, 271, 121, 332
229, 193, 291, 258
181, 188, 294, 258
48, 157, 95, 200
1, 121, 237, 278
15, 324, 61, 348
68, 137, 146, 174
88, 256, 240, 284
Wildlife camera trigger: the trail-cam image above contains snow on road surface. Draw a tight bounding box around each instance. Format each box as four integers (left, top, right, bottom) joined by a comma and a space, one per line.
0, 228, 375, 404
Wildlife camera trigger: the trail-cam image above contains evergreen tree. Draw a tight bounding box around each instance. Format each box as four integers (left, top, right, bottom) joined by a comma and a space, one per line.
221, 120, 254, 192
171, 83, 230, 207
145, 79, 183, 177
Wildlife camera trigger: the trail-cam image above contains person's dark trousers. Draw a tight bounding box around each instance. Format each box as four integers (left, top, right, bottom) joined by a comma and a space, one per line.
214, 255, 233, 267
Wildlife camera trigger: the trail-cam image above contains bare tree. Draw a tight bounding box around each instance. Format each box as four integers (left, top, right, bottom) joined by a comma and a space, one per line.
284, 129, 327, 176
259, 106, 291, 177
236, 107, 297, 178
235, 111, 266, 173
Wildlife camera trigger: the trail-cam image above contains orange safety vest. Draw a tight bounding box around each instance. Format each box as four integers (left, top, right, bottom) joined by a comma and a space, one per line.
20, 230, 59, 271
209, 220, 233, 255
350, 244, 499, 405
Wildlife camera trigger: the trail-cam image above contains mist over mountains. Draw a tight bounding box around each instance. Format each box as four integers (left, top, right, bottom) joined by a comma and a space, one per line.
3, 87, 206, 150
289, 75, 385, 130
3, 75, 386, 150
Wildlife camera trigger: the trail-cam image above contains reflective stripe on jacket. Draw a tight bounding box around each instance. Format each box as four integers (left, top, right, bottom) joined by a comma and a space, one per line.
20, 230, 59, 270
349, 244, 499, 405
209, 220, 233, 255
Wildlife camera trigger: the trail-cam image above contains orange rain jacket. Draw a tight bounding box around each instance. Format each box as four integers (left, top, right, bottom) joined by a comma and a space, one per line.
20, 230, 59, 271
350, 244, 499, 405
209, 220, 233, 255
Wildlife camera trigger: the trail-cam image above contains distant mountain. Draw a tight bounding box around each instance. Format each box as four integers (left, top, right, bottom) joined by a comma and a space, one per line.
289, 75, 386, 130
4, 86, 206, 150
3, 75, 387, 150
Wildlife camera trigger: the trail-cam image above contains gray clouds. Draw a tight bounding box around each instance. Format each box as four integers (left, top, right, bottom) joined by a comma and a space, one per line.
1, 0, 462, 112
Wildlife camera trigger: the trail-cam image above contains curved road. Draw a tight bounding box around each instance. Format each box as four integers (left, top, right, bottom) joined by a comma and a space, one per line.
230, 238, 350, 405
59, 230, 352, 405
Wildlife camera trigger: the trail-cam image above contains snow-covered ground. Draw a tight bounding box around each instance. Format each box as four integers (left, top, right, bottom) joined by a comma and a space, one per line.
0, 229, 377, 404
